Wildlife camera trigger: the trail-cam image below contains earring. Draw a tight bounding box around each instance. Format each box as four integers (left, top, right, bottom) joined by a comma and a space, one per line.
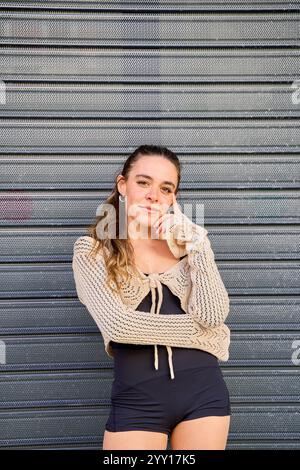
119, 194, 126, 202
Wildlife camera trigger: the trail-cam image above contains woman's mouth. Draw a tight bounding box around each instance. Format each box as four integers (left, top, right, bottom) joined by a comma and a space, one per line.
139, 206, 157, 213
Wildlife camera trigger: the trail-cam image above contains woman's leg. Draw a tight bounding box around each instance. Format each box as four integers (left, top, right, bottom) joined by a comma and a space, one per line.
170, 415, 231, 450
103, 429, 169, 450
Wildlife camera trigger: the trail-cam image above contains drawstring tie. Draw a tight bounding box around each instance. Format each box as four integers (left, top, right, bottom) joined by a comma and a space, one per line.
148, 273, 175, 380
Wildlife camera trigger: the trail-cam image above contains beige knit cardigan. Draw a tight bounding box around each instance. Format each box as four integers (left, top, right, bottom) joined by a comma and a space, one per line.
72, 222, 230, 380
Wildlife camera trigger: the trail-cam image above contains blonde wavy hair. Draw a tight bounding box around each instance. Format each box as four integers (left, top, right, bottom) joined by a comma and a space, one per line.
85, 144, 181, 298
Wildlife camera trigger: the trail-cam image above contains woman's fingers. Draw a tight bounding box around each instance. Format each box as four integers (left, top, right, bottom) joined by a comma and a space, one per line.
153, 214, 173, 239
172, 192, 181, 214
152, 194, 181, 239
154, 213, 170, 231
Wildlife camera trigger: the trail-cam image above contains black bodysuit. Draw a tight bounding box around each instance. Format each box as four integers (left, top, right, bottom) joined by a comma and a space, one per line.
105, 272, 231, 437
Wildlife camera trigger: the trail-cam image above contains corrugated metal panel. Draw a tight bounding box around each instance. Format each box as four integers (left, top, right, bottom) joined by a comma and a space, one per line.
0, 0, 299, 450
0, 1, 299, 11
3, 260, 300, 298
1, 48, 300, 82
1, 191, 299, 225
1, 155, 300, 188
0, 11, 299, 47
0, 84, 300, 118
0, 333, 300, 370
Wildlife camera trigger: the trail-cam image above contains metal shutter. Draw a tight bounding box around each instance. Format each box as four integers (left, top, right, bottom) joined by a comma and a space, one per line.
0, 0, 299, 450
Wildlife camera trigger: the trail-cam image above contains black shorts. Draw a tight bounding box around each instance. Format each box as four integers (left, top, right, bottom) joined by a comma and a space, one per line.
105, 343, 231, 437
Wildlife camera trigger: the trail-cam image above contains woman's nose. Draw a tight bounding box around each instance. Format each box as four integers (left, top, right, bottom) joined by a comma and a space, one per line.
146, 188, 159, 199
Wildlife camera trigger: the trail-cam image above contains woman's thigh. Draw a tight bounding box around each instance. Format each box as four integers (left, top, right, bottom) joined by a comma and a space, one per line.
103, 429, 169, 450
170, 415, 231, 450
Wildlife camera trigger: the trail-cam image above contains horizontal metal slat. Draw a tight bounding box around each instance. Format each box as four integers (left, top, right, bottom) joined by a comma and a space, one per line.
0, 0, 299, 12
0, 296, 299, 333
0, 191, 299, 225
227, 441, 300, 449
0, 260, 299, 298
0, 369, 299, 409
2, 440, 300, 450
0, 333, 299, 370
0, 227, 299, 262
0, 12, 299, 47
0, 119, 300, 153
1, 154, 300, 189
0, 83, 299, 119
0, 48, 299, 82
0, 405, 299, 448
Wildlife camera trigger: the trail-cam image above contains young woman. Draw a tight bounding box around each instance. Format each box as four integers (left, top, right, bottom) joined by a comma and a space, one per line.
73, 144, 231, 450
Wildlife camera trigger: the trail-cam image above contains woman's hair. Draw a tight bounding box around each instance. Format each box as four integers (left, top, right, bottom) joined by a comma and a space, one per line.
85, 144, 181, 298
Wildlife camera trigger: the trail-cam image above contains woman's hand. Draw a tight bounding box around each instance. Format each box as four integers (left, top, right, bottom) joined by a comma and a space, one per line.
153, 193, 193, 241
153, 193, 207, 257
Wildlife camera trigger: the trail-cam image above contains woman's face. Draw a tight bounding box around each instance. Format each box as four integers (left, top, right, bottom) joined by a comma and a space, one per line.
117, 155, 178, 240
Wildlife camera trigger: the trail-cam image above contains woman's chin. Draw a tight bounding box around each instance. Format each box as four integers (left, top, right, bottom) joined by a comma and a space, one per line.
128, 216, 159, 240
137, 210, 158, 223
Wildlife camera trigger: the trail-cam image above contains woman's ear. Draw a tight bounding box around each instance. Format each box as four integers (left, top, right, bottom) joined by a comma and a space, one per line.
116, 174, 126, 196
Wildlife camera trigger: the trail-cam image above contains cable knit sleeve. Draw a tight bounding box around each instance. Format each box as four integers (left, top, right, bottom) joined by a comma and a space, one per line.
72, 235, 204, 348
185, 230, 230, 328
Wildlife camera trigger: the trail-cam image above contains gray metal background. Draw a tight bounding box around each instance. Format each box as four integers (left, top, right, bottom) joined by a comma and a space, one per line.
0, 0, 299, 450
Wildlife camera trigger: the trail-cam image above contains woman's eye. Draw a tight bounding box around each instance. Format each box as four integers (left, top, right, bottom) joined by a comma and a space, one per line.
138, 181, 171, 194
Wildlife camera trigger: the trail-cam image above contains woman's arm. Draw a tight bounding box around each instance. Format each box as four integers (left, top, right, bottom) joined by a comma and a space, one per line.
72, 235, 205, 348
185, 229, 230, 328
162, 210, 230, 327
